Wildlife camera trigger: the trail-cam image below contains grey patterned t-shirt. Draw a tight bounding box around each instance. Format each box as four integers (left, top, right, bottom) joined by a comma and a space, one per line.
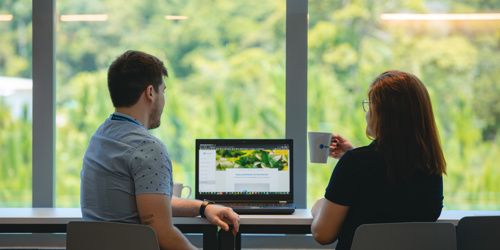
81, 112, 172, 223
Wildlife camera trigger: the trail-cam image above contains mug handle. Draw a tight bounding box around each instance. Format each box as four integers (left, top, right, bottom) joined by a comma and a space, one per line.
182, 185, 192, 199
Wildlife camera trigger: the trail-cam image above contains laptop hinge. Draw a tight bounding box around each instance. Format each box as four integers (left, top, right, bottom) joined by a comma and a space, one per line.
279, 201, 287, 204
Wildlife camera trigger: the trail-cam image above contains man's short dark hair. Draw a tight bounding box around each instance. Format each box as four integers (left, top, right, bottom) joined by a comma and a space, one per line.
107, 50, 168, 107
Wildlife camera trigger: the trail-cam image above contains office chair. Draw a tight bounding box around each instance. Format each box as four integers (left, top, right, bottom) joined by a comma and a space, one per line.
351, 222, 457, 250
66, 221, 160, 250
457, 216, 500, 250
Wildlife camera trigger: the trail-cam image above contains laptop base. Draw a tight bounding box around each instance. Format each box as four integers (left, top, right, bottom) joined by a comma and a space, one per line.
218, 203, 295, 214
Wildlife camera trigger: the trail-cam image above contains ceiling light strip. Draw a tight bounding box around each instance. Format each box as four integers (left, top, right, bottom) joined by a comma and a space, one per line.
60, 14, 108, 22
165, 15, 188, 20
381, 13, 500, 21
0, 14, 13, 21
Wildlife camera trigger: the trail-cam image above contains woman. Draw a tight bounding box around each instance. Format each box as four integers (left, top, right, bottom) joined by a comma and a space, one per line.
311, 70, 447, 249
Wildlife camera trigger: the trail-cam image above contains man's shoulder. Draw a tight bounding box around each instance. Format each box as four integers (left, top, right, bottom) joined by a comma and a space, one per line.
97, 120, 160, 146
133, 135, 167, 152
130, 134, 170, 165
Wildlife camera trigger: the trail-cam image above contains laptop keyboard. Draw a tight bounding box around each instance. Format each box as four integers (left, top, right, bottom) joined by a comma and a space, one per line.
219, 203, 294, 208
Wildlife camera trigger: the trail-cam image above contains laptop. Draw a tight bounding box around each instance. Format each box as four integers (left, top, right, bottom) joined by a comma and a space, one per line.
195, 139, 295, 214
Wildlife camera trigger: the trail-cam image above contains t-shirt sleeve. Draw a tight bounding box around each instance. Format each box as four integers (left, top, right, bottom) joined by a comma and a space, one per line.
129, 139, 172, 195
324, 150, 360, 206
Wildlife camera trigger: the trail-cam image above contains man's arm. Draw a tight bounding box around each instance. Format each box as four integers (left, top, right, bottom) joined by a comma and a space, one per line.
170, 196, 202, 216
136, 193, 197, 250
171, 196, 240, 235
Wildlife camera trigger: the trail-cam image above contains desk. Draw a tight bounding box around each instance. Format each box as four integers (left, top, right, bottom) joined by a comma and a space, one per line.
219, 209, 500, 250
2, 208, 500, 250
0, 208, 217, 250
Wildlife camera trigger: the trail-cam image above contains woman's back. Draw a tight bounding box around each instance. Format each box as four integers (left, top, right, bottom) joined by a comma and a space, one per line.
310, 71, 446, 249
325, 142, 443, 249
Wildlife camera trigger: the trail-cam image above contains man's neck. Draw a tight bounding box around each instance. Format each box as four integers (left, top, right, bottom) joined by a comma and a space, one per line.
115, 106, 149, 129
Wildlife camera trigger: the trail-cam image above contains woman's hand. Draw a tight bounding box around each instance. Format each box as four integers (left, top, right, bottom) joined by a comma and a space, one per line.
329, 134, 354, 159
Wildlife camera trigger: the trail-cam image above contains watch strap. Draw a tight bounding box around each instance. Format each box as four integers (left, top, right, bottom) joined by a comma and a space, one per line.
200, 199, 215, 218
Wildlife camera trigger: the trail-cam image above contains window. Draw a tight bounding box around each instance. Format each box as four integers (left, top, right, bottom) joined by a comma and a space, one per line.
55, 0, 286, 207
307, 0, 500, 209
2, 0, 498, 211
0, 1, 32, 208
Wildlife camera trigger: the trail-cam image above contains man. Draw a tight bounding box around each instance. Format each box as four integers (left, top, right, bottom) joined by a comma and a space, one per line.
81, 50, 239, 249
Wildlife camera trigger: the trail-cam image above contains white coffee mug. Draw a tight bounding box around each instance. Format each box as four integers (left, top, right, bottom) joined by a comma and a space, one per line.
173, 182, 192, 199
308, 131, 333, 164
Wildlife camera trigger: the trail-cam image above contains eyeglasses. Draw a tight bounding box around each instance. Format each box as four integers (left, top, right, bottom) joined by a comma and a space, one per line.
362, 99, 369, 112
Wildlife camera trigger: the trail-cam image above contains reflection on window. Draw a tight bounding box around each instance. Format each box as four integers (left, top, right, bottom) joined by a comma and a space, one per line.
307, 1, 500, 209
0, 1, 33, 208
55, 0, 286, 207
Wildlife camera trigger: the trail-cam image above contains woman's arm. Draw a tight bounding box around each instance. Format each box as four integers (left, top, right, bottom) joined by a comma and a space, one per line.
311, 198, 349, 245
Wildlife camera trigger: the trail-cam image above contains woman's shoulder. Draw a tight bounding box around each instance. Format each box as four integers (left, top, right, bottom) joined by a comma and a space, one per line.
344, 141, 379, 158
336, 141, 384, 171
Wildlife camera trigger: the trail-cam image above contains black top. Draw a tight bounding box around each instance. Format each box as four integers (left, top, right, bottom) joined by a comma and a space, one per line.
324, 141, 443, 250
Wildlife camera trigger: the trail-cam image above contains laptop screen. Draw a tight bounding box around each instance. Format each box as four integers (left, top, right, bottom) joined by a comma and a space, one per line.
195, 139, 293, 201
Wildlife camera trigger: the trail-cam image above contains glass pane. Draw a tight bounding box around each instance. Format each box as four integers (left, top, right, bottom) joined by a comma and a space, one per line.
308, 1, 500, 210
56, 0, 286, 207
0, 1, 33, 207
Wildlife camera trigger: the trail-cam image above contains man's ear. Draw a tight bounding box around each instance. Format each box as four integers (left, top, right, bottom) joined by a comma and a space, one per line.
145, 85, 154, 102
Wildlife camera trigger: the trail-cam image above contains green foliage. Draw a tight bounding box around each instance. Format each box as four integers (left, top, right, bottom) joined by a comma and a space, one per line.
0, 0, 32, 78
216, 150, 289, 171
306, 0, 500, 210
0, 99, 32, 207
1, 0, 499, 210
235, 155, 254, 169
219, 150, 246, 158
253, 150, 288, 170
216, 160, 234, 171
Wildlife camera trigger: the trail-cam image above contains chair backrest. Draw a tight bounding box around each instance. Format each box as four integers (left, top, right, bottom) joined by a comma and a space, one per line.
351, 222, 457, 250
66, 221, 160, 250
457, 216, 500, 250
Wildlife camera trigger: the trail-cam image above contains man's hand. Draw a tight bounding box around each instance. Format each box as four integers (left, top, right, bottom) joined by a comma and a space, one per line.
329, 134, 354, 159
170, 196, 239, 235
203, 204, 240, 235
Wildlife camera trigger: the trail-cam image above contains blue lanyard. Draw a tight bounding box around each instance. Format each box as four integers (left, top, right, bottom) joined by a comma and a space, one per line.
111, 114, 141, 126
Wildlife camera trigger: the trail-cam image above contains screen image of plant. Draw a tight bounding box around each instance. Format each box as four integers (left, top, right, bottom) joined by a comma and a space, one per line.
216, 150, 289, 171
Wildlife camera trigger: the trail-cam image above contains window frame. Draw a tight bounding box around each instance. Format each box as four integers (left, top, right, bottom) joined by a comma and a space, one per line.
32, 0, 55, 207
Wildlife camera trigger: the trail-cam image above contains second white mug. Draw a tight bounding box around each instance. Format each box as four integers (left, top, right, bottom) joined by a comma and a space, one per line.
172, 182, 192, 199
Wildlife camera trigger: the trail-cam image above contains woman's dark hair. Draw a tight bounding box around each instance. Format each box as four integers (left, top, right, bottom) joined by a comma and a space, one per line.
367, 70, 446, 183
107, 50, 168, 107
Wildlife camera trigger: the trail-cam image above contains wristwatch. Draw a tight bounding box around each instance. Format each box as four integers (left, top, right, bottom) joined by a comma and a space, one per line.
199, 199, 215, 218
